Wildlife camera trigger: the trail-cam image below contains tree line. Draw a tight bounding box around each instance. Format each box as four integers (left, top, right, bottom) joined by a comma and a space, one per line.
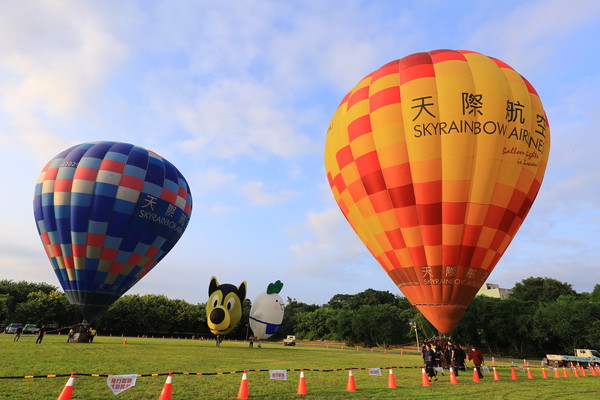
1, 277, 599, 358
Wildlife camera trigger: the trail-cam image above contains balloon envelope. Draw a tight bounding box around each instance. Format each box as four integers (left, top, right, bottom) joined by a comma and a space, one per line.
33, 141, 193, 321
249, 280, 285, 339
324, 50, 550, 333
206, 277, 246, 336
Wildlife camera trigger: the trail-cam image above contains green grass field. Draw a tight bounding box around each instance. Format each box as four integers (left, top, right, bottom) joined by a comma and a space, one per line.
1, 333, 599, 399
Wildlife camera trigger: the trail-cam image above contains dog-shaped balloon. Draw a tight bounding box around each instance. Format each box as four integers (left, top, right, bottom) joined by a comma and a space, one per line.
206, 276, 247, 336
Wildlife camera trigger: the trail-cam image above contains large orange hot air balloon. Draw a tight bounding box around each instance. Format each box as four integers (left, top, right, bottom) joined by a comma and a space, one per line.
324, 50, 549, 333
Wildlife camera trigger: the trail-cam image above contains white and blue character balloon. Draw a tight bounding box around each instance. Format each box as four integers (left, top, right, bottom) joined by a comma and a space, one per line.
249, 280, 285, 339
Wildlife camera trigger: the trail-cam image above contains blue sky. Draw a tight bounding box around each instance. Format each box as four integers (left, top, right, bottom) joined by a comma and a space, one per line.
1, 0, 599, 306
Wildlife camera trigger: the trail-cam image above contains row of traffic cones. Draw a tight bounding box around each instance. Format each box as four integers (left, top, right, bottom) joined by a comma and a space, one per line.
238, 367, 401, 398
241, 367, 395, 397
56, 363, 600, 398
420, 362, 600, 387
56, 372, 174, 400
237, 368, 310, 399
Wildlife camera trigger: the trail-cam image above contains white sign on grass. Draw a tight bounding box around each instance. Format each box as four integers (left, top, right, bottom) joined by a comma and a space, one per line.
269, 370, 287, 380
107, 374, 137, 395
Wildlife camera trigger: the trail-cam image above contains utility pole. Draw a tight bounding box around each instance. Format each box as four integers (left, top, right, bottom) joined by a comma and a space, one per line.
409, 320, 419, 351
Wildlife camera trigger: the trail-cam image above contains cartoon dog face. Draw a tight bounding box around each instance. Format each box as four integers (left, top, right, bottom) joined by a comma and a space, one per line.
206, 276, 247, 335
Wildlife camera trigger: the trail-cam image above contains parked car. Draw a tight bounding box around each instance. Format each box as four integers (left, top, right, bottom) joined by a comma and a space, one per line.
4, 323, 23, 334
22, 324, 40, 334
283, 335, 296, 346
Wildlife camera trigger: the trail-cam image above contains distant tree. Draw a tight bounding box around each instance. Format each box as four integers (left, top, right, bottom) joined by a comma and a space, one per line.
533, 295, 599, 353
277, 297, 319, 338
0, 294, 13, 323
0, 280, 57, 312
351, 304, 407, 347
12, 290, 74, 327
345, 289, 397, 309
294, 307, 336, 340
454, 296, 538, 357
327, 294, 353, 309
587, 319, 600, 350
590, 284, 600, 303
326, 308, 354, 342
510, 277, 576, 303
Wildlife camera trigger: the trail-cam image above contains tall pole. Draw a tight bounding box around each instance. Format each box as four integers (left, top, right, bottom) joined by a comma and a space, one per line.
415, 323, 419, 351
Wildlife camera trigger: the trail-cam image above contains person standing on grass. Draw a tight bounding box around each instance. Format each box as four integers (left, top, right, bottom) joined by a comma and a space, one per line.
455, 343, 467, 372
35, 325, 46, 344
467, 344, 484, 379
423, 343, 438, 381
448, 340, 459, 376
13, 326, 23, 342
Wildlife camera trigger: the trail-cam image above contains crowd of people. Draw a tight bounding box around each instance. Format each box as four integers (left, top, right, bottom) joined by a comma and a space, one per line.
421, 339, 484, 382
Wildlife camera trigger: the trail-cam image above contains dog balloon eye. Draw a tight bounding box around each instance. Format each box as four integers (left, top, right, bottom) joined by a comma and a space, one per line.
211, 294, 219, 308
226, 298, 235, 310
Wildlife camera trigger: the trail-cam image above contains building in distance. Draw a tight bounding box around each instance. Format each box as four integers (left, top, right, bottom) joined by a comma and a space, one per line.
477, 283, 512, 299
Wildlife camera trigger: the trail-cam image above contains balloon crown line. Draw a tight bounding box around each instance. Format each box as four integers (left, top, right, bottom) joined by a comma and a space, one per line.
266, 280, 284, 294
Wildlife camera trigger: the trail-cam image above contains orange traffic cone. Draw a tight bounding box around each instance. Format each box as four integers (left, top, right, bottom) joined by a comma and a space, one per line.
493, 366, 501, 381
472, 367, 480, 382
158, 373, 173, 400
57, 374, 75, 400
449, 367, 458, 384
541, 366, 548, 379
421, 368, 431, 387
237, 370, 249, 399
563, 367, 570, 378
580, 365, 588, 377
527, 367, 534, 379
296, 369, 307, 395
387, 367, 397, 388
510, 366, 518, 380
346, 369, 356, 392
553, 366, 560, 378
590, 366, 597, 376
123, 339, 127, 345
572, 364, 580, 377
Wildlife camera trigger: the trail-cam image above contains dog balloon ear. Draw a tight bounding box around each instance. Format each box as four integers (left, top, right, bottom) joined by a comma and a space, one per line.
209, 276, 219, 295
238, 281, 247, 302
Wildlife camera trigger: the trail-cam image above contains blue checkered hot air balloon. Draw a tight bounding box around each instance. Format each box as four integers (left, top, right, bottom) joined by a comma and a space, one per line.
33, 141, 193, 322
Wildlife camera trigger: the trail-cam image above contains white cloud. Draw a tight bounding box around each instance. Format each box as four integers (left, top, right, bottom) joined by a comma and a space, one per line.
194, 168, 237, 191
239, 181, 296, 205
207, 204, 236, 215
289, 207, 367, 273
167, 77, 316, 160
0, 1, 131, 158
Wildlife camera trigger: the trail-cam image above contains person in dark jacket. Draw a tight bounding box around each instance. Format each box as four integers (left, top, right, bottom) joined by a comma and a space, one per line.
423, 343, 438, 381
448, 340, 459, 376
455, 343, 467, 372
35, 325, 45, 344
